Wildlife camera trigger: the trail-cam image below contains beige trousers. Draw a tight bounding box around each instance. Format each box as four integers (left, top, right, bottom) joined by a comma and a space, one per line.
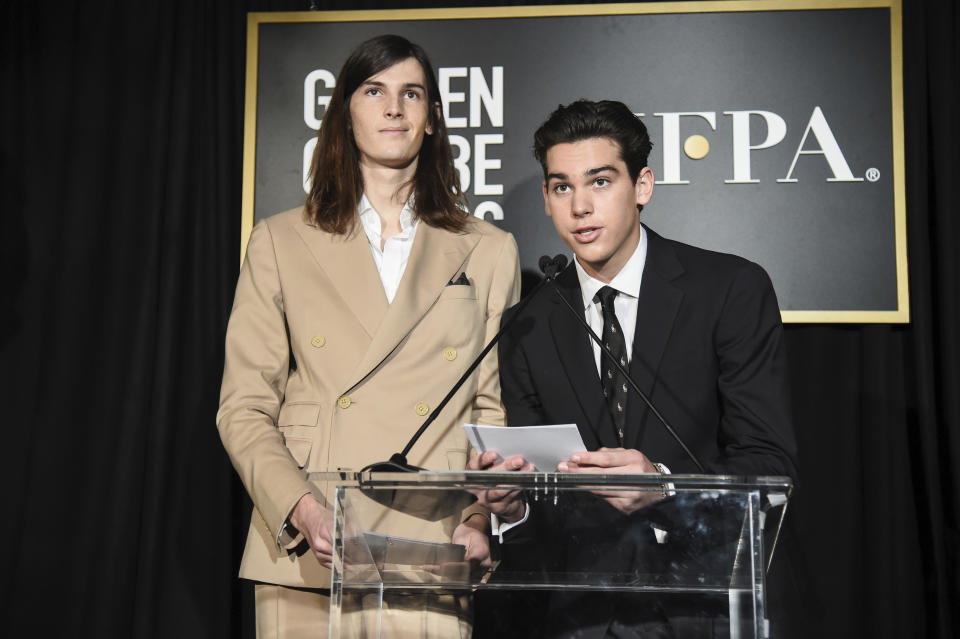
255, 585, 471, 639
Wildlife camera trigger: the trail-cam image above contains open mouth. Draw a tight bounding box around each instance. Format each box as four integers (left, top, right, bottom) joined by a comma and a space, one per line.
573, 227, 601, 242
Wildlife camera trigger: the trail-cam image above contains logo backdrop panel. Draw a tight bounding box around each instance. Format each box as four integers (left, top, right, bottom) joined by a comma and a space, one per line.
243, 2, 906, 322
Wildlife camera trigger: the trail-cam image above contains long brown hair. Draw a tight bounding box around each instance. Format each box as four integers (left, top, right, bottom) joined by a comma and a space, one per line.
305, 35, 468, 234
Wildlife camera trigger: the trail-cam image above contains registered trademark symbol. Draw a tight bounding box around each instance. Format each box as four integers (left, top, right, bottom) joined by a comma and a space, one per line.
865, 168, 880, 182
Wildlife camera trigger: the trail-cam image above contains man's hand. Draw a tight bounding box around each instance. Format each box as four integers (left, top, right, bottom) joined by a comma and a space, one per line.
467, 450, 534, 523
289, 494, 335, 568
558, 447, 664, 514
453, 513, 492, 575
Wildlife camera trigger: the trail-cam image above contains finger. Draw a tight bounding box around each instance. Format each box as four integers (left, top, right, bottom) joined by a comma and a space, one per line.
486, 486, 521, 500
465, 545, 486, 563
469, 450, 498, 470
465, 540, 490, 564
569, 451, 611, 467
466, 452, 482, 470
590, 489, 648, 499
486, 455, 526, 472
489, 496, 523, 518
317, 523, 333, 545
489, 502, 521, 519
563, 464, 608, 475
501, 455, 527, 470
481, 450, 502, 466
312, 534, 334, 556
571, 450, 632, 467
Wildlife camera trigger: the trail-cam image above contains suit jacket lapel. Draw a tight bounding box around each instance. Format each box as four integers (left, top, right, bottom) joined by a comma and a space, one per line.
293, 215, 388, 340
626, 227, 684, 450
548, 266, 620, 450
345, 222, 479, 391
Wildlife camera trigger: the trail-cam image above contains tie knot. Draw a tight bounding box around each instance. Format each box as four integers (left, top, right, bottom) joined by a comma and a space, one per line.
595, 286, 619, 312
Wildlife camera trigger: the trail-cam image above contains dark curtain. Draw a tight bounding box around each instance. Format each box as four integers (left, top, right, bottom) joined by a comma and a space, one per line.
0, 1, 956, 637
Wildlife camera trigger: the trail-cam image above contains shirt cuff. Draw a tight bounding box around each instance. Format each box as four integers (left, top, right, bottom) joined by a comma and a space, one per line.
276, 490, 311, 550
490, 500, 530, 543
277, 521, 305, 550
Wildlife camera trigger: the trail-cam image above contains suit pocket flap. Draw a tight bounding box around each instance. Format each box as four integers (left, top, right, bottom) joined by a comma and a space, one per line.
283, 436, 312, 468
438, 284, 478, 300
277, 402, 321, 426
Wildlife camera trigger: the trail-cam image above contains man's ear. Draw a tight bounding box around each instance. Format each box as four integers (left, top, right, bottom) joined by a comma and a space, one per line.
542, 182, 552, 217
634, 166, 655, 206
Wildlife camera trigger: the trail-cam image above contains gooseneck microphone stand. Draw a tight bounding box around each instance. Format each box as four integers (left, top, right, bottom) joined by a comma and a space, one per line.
544, 256, 706, 473
360, 255, 570, 475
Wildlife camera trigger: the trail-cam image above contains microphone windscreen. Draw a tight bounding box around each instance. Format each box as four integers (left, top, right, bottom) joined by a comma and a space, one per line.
552, 254, 568, 270
538, 255, 553, 275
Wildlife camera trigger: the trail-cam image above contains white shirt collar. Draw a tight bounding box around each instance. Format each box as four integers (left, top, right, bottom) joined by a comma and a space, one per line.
358, 193, 417, 241
574, 225, 648, 310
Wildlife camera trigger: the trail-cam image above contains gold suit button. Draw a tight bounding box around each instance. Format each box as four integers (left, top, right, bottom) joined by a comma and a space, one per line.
311, 335, 326, 348
338, 395, 351, 409
443, 347, 457, 361
414, 401, 429, 416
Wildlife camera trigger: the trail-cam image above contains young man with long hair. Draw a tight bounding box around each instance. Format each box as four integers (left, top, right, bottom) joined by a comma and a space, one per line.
218, 35, 520, 638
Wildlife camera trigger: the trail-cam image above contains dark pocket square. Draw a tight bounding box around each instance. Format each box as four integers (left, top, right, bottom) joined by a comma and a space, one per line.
447, 272, 470, 286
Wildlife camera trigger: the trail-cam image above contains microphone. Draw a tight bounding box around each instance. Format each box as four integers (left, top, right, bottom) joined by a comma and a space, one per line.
539, 254, 568, 280
543, 260, 707, 473
360, 255, 569, 476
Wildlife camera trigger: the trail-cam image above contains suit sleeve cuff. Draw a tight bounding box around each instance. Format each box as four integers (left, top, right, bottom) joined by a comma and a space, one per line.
462, 501, 491, 527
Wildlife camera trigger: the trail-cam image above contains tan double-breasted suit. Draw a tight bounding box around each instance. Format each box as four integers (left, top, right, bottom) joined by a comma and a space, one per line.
217, 206, 520, 591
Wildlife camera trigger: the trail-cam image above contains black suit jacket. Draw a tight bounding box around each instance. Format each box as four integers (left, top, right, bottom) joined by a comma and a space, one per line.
478, 227, 801, 638
499, 226, 798, 478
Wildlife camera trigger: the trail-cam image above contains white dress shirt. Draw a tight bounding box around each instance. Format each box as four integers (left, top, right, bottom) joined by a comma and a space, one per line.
495, 228, 672, 543
277, 195, 419, 546
572, 225, 673, 500
574, 226, 648, 374
358, 194, 419, 303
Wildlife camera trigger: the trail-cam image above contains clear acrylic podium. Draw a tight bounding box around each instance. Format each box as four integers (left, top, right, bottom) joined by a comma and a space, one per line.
310, 471, 791, 638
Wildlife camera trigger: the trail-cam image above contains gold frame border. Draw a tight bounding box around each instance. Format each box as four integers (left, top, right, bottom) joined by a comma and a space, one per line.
241, 0, 907, 324
241, 16, 259, 266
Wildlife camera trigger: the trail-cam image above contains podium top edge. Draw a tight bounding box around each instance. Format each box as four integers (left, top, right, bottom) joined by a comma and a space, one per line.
307, 470, 793, 492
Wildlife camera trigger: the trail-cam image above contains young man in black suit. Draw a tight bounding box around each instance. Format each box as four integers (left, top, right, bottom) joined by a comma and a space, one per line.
471, 99, 800, 638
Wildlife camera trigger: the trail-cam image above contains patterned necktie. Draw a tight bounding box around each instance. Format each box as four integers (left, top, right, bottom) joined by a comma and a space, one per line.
595, 286, 628, 445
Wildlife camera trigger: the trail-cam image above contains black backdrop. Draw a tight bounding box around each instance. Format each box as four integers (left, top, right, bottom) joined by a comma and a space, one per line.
1, 1, 956, 637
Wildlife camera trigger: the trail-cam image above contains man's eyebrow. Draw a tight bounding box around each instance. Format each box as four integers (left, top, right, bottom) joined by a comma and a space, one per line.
585, 165, 619, 176
546, 165, 620, 182
360, 80, 426, 92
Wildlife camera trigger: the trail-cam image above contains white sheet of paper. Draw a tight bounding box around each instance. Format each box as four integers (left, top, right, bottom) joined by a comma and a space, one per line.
462, 423, 586, 472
